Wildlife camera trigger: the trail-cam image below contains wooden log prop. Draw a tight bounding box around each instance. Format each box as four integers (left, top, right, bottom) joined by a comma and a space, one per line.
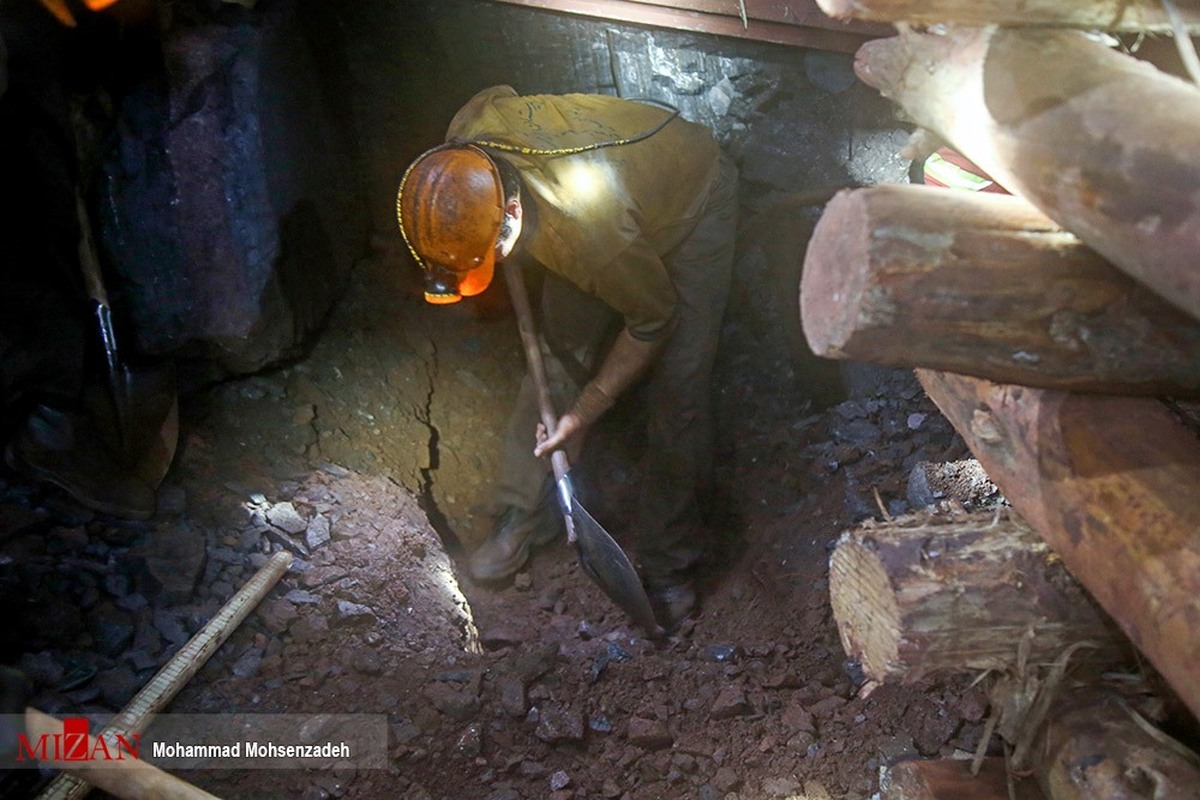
800, 184, 1200, 397
816, 0, 1200, 32
23, 708, 221, 800
829, 510, 1129, 684
36, 551, 293, 800
916, 369, 1200, 721
880, 757, 1046, 800
854, 27, 1200, 322
1036, 691, 1200, 800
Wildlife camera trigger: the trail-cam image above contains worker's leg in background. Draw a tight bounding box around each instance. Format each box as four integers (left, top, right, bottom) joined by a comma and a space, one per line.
0, 4, 154, 519
637, 154, 738, 626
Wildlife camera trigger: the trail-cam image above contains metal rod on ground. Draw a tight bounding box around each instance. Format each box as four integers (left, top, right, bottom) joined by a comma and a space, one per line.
23, 708, 223, 800
501, 263, 664, 638
35, 550, 294, 800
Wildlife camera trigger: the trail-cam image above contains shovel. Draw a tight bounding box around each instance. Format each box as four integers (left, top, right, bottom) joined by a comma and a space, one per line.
75, 191, 179, 490
501, 263, 664, 639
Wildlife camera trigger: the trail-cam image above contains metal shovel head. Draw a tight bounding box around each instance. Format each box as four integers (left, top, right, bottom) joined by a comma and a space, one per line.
560, 476, 664, 638
86, 359, 179, 490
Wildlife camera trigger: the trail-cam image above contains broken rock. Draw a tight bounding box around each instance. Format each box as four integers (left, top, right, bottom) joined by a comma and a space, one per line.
907, 459, 1003, 511
136, 523, 206, 604
305, 514, 331, 550
498, 677, 527, 718
422, 681, 480, 721
710, 686, 752, 720
334, 599, 376, 623
267, 501, 308, 534
535, 705, 584, 744
627, 716, 673, 750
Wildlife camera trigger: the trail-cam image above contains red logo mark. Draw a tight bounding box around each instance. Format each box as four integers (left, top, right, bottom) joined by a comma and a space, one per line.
16, 717, 140, 762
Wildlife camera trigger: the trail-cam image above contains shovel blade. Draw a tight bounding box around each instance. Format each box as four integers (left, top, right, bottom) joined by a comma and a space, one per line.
564, 489, 664, 638
86, 361, 179, 489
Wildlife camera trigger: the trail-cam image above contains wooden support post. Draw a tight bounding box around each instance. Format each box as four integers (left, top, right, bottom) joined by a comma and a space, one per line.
890, 692, 1200, 800
829, 511, 1128, 684
854, 27, 1200, 322
1037, 690, 1200, 800
881, 757, 1046, 800
800, 184, 1200, 397
816, 0, 1200, 32
916, 369, 1200, 721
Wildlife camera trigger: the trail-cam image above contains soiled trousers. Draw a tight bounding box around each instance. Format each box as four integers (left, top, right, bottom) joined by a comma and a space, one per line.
0, 5, 88, 426
493, 154, 737, 581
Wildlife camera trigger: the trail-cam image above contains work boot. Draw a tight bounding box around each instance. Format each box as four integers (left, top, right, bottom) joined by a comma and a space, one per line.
645, 578, 697, 633
0, 666, 33, 768
469, 501, 562, 582
4, 404, 155, 520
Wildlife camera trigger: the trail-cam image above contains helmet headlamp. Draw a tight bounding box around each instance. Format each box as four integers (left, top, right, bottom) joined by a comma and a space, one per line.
421, 255, 495, 305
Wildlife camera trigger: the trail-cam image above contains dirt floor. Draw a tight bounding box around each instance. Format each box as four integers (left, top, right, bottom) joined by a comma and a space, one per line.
0, 241, 992, 799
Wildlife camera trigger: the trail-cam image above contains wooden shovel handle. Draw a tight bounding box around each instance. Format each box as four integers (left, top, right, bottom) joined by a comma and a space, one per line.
36, 551, 292, 800
501, 263, 571, 486
24, 708, 222, 800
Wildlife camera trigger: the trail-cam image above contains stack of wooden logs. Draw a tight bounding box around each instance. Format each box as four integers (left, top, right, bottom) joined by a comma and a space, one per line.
804, 2, 1200, 798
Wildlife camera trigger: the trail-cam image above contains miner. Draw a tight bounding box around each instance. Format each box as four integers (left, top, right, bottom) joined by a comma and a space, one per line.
396, 85, 737, 630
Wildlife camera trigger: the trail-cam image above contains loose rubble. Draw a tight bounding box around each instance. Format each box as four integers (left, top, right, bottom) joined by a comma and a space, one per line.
0, 257, 990, 799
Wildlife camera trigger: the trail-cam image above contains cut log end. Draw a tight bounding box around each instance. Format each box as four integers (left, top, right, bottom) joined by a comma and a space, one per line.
830, 532, 903, 680
831, 511, 1131, 685
800, 188, 871, 357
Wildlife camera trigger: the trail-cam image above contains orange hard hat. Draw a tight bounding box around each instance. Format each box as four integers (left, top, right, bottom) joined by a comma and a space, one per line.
396, 144, 503, 304
38, 0, 124, 26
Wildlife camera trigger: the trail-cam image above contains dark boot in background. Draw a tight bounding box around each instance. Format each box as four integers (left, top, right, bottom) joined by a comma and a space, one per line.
643, 573, 697, 633
4, 403, 155, 520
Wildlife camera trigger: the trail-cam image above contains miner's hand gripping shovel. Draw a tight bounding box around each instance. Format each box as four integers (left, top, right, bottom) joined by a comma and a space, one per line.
501, 263, 665, 639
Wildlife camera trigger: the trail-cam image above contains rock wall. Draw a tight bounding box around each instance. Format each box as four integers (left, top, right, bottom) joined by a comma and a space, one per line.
97, 1, 365, 382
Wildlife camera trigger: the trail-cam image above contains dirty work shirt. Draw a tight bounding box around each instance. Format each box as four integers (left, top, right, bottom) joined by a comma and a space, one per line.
445, 85, 723, 340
